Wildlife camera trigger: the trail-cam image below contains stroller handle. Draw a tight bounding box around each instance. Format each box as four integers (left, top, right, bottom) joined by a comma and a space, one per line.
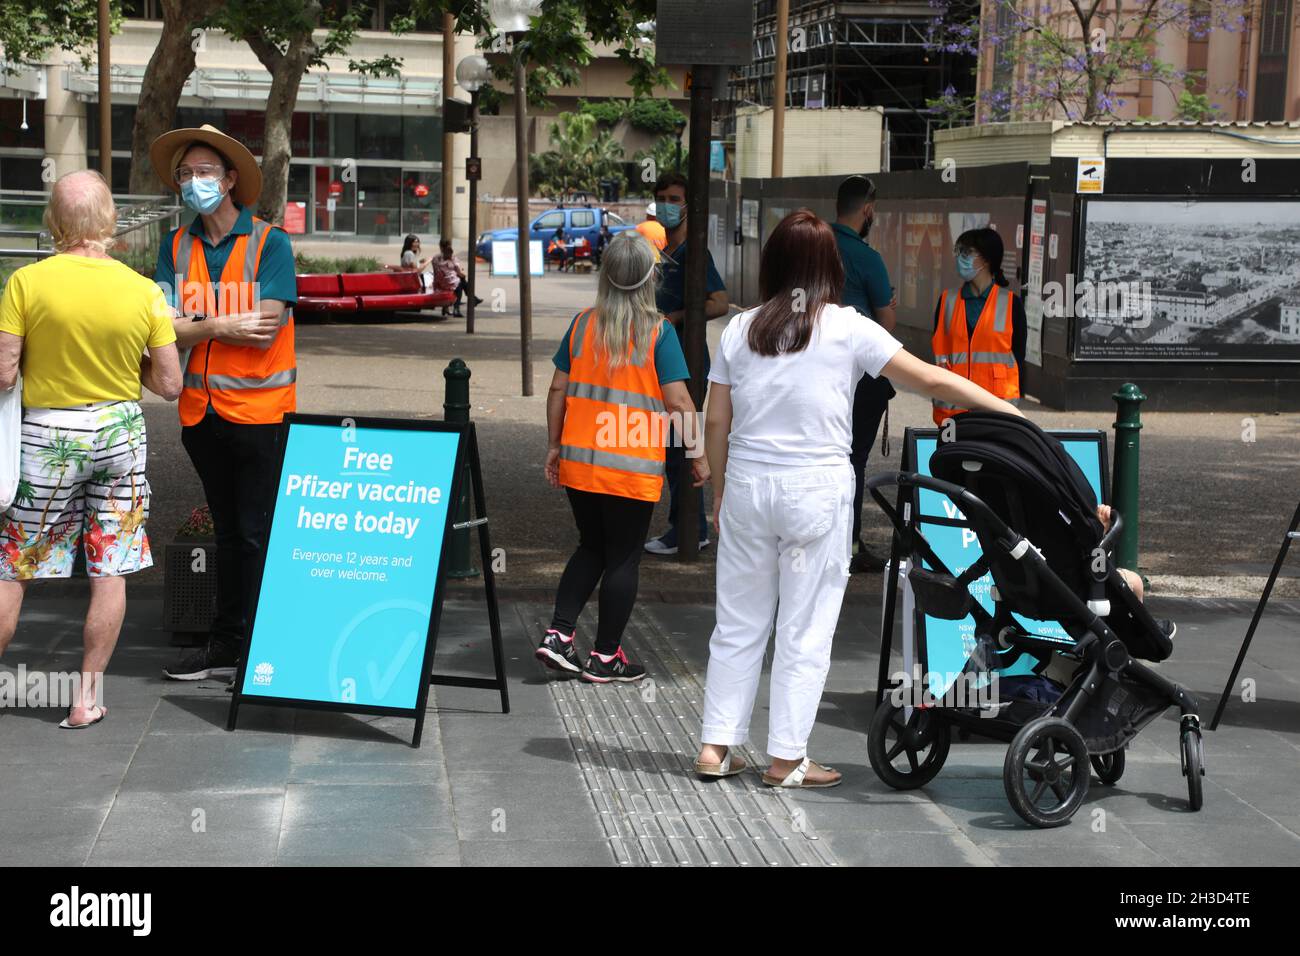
866, 471, 1021, 549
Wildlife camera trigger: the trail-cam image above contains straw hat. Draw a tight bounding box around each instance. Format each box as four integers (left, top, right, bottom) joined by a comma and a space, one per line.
149, 124, 262, 207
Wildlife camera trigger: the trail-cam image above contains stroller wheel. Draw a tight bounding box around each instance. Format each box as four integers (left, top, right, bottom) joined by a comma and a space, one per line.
1090, 748, 1126, 785
1181, 720, 1204, 812
867, 697, 950, 790
1004, 717, 1090, 828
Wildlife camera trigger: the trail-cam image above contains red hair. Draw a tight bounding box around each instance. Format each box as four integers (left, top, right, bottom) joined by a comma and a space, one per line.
749, 209, 846, 356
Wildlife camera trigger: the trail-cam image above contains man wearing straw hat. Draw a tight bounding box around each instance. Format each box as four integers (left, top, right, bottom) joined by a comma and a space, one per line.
150, 124, 299, 682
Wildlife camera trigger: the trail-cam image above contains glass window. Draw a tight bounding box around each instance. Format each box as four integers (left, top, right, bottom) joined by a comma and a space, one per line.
535, 211, 565, 230
330, 114, 357, 159
0, 98, 44, 150
357, 165, 402, 237
571, 210, 595, 229
402, 114, 440, 162
400, 169, 439, 235
605, 212, 626, 226
357, 114, 402, 160
1, 158, 46, 192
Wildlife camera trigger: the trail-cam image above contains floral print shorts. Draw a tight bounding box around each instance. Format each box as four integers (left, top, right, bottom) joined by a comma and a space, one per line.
0, 401, 153, 580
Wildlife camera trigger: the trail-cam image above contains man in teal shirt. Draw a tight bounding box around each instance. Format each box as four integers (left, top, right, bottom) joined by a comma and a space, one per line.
833, 176, 897, 572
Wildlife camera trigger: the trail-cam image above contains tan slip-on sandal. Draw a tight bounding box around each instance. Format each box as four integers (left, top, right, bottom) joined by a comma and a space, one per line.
762, 757, 842, 789
694, 749, 748, 779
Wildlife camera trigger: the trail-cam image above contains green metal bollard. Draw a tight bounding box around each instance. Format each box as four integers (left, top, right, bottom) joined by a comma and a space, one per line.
1111, 382, 1146, 573
443, 358, 479, 579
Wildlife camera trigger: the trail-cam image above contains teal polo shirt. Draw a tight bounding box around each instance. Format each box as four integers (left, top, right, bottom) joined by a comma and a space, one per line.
832, 222, 892, 321
154, 204, 298, 313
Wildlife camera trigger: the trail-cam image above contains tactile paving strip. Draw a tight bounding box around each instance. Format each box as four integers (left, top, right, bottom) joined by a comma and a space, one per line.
522, 605, 839, 867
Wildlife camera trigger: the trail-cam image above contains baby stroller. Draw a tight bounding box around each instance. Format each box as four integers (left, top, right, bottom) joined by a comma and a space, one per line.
865, 412, 1204, 828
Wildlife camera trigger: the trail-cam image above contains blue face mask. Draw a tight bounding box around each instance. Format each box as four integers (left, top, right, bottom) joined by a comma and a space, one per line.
657, 202, 684, 229
956, 252, 978, 281
181, 177, 225, 215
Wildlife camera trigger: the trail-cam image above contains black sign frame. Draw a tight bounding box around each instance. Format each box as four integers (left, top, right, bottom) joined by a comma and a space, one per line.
226, 415, 508, 747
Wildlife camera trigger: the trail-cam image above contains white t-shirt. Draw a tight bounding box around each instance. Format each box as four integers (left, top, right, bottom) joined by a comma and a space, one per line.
708, 303, 903, 466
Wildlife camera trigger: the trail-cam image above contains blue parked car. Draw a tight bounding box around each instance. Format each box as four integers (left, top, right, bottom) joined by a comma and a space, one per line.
477, 205, 636, 263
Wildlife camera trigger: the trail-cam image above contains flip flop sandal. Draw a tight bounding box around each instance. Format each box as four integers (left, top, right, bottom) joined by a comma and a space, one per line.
59, 705, 108, 730
695, 749, 748, 779
762, 757, 842, 789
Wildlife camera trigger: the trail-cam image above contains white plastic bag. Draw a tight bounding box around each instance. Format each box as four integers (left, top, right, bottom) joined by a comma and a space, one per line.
0, 372, 22, 510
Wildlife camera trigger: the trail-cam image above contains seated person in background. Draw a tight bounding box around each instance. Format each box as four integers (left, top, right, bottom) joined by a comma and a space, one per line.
548, 227, 571, 271
400, 234, 429, 273
431, 238, 470, 317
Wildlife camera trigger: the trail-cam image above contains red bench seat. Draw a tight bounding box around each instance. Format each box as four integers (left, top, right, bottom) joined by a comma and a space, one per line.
296, 271, 455, 316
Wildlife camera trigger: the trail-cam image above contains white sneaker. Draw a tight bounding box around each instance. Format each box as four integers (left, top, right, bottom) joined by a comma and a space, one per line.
644, 534, 710, 556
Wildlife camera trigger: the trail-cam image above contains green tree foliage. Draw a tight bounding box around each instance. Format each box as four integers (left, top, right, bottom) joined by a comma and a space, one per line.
578, 96, 687, 135
530, 111, 625, 198
632, 135, 686, 191
0, 0, 115, 71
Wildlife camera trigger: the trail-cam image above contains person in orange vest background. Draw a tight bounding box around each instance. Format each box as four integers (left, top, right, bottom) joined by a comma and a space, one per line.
635, 203, 668, 258
931, 227, 1026, 425
149, 124, 298, 682
539, 232, 706, 683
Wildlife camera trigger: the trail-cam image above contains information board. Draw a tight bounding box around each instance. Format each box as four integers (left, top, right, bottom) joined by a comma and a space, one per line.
906, 428, 1108, 698
229, 416, 467, 740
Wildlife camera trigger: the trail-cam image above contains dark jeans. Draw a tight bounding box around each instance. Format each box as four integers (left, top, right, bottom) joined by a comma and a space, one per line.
550, 488, 655, 654
850, 374, 894, 543
181, 415, 284, 652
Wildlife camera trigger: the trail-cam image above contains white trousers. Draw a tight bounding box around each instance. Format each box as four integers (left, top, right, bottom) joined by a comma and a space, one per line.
700, 457, 854, 760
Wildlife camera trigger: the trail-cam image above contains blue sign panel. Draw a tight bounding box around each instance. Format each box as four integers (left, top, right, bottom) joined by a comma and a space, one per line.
909, 430, 1107, 698
238, 419, 463, 712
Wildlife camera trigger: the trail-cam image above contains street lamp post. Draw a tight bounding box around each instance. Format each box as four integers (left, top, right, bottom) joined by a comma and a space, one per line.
457, 53, 492, 336
487, 0, 543, 397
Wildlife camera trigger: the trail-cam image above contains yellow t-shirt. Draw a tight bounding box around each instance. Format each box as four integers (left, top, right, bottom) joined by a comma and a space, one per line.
0, 254, 177, 408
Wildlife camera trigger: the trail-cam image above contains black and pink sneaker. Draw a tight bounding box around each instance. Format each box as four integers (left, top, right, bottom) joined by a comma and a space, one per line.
581, 647, 646, 684
535, 629, 581, 674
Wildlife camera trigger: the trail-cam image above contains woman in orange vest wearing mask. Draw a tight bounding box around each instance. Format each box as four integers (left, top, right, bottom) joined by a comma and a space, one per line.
539, 232, 707, 683
931, 227, 1027, 425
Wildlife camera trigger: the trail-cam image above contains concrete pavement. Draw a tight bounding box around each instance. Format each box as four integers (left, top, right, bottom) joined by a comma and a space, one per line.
1, 588, 1296, 866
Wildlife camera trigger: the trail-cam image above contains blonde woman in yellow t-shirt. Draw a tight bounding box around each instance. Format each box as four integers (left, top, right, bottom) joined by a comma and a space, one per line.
0, 170, 182, 729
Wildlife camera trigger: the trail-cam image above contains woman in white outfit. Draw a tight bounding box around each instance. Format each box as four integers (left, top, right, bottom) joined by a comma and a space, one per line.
694, 210, 1023, 788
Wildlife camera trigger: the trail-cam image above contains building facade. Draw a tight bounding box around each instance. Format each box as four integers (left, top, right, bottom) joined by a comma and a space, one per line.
975, 0, 1299, 124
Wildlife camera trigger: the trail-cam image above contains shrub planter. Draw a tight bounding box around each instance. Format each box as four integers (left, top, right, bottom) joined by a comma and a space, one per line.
163, 508, 217, 644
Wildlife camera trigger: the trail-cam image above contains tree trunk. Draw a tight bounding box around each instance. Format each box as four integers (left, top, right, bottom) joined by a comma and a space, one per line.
128, 0, 226, 196
245, 30, 316, 224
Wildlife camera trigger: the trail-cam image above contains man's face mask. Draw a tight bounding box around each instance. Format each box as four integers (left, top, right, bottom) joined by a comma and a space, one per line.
657, 201, 684, 229
181, 176, 225, 215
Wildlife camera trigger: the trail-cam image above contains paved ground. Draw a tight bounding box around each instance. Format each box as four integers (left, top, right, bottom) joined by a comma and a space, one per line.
1, 589, 1296, 866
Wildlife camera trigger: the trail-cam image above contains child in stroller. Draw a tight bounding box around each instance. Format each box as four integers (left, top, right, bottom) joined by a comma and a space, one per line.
865, 411, 1204, 828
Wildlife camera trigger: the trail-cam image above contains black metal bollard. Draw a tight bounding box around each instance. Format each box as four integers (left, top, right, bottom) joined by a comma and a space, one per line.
444, 358, 479, 578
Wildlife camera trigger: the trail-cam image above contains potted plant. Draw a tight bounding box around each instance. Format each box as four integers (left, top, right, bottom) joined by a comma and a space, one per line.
163, 506, 218, 641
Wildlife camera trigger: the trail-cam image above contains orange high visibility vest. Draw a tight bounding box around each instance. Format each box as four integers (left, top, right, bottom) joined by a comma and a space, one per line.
635, 220, 667, 252
558, 308, 668, 502
931, 284, 1020, 425
174, 217, 297, 426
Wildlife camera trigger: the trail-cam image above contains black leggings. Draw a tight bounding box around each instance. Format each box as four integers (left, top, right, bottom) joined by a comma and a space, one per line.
550, 488, 655, 654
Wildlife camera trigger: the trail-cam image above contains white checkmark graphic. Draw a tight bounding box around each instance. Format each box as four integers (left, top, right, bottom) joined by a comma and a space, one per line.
366, 630, 422, 699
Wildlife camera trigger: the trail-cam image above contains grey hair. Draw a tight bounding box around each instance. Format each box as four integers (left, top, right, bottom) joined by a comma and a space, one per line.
44, 170, 117, 254
593, 231, 660, 369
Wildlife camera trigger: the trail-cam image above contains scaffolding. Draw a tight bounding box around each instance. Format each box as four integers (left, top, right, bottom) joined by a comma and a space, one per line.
726, 0, 977, 170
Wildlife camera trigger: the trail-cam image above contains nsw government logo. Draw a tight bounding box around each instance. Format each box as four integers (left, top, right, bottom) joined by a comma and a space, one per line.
252, 662, 274, 686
